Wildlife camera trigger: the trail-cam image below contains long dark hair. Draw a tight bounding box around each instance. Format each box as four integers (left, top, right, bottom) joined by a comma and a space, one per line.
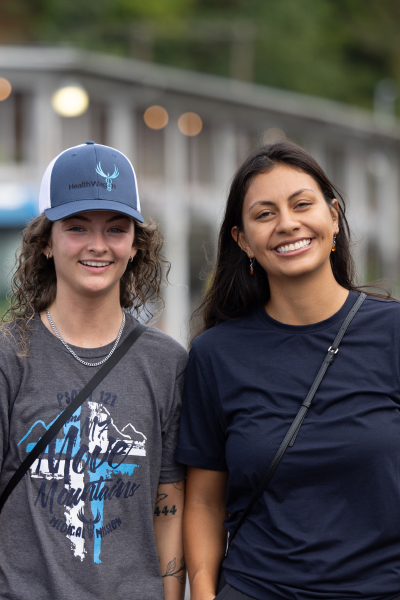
2, 214, 169, 355
193, 139, 390, 338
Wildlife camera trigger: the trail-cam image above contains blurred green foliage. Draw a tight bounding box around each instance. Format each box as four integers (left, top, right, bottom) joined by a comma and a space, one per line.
2, 0, 400, 110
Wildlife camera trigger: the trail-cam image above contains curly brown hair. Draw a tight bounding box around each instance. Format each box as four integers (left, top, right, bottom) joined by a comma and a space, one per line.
2, 214, 169, 355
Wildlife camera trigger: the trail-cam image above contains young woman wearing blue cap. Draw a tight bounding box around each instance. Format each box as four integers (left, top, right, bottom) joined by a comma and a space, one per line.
176, 140, 400, 600
0, 142, 187, 600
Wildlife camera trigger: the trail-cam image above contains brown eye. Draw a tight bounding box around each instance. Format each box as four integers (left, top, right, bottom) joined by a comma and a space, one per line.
256, 211, 273, 219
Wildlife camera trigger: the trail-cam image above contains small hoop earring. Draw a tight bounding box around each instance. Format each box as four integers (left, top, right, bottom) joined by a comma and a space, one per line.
331, 234, 337, 252
129, 256, 133, 263
249, 257, 255, 275
46, 252, 51, 260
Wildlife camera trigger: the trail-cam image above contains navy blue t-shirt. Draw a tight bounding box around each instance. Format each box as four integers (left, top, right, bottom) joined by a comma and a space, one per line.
176, 292, 400, 600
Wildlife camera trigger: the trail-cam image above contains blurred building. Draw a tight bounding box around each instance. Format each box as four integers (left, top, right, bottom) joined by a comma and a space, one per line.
1, 45, 400, 346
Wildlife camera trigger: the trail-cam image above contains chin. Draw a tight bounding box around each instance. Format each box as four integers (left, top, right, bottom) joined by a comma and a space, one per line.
75, 282, 113, 296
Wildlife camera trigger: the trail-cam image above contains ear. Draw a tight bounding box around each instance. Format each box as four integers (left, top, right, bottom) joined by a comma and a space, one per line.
43, 242, 52, 259
330, 199, 339, 233
130, 221, 139, 260
231, 226, 254, 258
130, 243, 138, 260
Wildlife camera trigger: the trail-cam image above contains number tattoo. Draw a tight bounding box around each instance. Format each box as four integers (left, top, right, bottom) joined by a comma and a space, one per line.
154, 505, 178, 516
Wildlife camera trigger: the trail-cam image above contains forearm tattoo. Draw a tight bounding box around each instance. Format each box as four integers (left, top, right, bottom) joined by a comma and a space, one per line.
155, 492, 168, 505
172, 481, 184, 491
154, 504, 178, 516
161, 557, 186, 584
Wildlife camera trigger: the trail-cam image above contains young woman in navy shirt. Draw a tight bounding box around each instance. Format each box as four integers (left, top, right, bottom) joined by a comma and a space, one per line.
176, 140, 400, 600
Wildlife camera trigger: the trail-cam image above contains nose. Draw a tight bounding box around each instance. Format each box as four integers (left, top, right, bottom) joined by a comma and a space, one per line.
275, 206, 301, 235
87, 230, 108, 254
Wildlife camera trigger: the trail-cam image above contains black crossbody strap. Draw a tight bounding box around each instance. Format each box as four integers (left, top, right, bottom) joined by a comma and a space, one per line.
227, 293, 366, 550
0, 322, 146, 515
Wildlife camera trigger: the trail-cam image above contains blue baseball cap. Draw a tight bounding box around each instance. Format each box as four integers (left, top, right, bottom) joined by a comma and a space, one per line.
39, 141, 143, 223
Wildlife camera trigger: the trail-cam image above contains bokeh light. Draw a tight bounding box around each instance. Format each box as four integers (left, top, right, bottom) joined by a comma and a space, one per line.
51, 85, 89, 117
263, 127, 286, 144
144, 105, 169, 129
178, 112, 202, 136
0, 78, 12, 102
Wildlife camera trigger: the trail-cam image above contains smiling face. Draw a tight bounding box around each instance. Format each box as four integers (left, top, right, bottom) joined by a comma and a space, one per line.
44, 210, 137, 300
233, 164, 339, 285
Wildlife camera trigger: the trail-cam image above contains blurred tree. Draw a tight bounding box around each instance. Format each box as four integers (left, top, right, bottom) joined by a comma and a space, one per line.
1, 0, 400, 111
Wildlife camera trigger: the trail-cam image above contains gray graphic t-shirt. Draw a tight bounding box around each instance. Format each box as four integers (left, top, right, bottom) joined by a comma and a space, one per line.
0, 314, 187, 600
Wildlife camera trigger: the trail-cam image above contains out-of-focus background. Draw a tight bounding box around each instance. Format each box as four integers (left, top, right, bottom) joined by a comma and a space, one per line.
1, 0, 400, 348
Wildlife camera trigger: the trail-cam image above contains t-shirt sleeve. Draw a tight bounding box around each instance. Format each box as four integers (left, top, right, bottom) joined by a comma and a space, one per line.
159, 369, 187, 484
0, 368, 10, 476
175, 344, 227, 471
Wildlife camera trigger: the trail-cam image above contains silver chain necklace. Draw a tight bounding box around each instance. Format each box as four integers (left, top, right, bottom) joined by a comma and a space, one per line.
46, 309, 126, 367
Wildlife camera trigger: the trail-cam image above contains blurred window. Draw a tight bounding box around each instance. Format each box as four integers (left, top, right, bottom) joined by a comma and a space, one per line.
235, 129, 255, 167
0, 92, 32, 163
90, 102, 108, 146
367, 171, 378, 213
326, 147, 344, 192
61, 112, 90, 150
136, 109, 165, 178
188, 123, 213, 184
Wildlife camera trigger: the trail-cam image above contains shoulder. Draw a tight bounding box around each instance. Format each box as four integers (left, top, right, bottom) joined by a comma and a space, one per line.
349, 293, 400, 341
192, 310, 259, 359
0, 319, 35, 362
360, 294, 400, 319
0, 320, 39, 385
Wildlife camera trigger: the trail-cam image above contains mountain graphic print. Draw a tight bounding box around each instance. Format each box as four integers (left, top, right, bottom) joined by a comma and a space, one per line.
18, 398, 146, 563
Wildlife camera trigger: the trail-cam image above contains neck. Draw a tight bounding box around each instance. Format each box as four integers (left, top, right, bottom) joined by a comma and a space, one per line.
41, 284, 124, 348
265, 266, 349, 326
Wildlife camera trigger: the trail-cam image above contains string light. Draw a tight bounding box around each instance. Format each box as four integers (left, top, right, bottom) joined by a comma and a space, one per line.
0, 78, 12, 102
52, 85, 89, 117
144, 105, 169, 129
178, 112, 202, 136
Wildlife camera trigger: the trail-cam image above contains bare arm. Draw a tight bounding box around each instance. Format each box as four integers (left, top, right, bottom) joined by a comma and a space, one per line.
154, 480, 186, 600
184, 467, 229, 600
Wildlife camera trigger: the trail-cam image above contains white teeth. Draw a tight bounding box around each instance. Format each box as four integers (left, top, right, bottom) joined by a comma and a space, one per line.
276, 239, 311, 254
81, 261, 111, 267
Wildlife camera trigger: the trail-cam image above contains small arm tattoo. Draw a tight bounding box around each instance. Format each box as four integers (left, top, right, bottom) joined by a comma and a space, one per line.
162, 557, 186, 584
172, 481, 184, 491
154, 504, 178, 516
156, 492, 168, 505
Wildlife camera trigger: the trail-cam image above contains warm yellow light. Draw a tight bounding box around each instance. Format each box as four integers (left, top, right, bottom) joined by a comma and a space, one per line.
0, 78, 12, 101
263, 128, 286, 144
144, 105, 169, 130
178, 112, 202, 136
51, 85, 89, 117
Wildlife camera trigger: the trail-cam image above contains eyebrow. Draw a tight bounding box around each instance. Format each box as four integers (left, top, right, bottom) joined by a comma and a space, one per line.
62, 214, 131, 224
248, 188, 315, 212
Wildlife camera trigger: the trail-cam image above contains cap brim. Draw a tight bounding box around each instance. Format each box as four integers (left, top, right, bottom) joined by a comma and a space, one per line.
44, 199, 144, 223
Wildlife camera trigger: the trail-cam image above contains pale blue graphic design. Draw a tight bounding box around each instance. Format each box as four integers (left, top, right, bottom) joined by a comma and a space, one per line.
18, 411, 63, 451
89, 462, 137, 563
19, 403, 142, 563
95, 162, 119, 191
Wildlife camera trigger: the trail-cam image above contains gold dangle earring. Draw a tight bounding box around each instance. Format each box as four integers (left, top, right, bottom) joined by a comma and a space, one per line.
247, 251, 255, 275
331, 234, 337, 252
249, 257, 255, 275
